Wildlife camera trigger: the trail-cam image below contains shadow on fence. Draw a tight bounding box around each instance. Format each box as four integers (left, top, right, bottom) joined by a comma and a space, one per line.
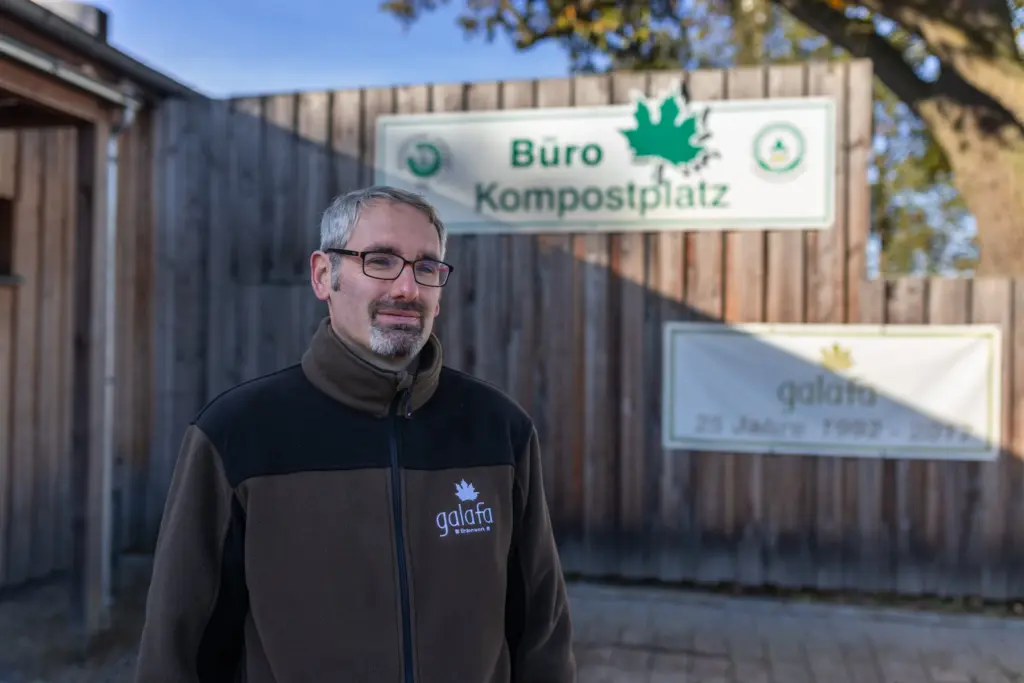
143, 63, 1024, 603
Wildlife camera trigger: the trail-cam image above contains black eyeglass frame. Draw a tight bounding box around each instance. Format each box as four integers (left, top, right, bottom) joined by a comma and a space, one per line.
324, 248, 455, 287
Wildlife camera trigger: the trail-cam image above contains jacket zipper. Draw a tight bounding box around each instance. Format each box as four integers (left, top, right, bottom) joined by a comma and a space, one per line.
389, 389, 415, 683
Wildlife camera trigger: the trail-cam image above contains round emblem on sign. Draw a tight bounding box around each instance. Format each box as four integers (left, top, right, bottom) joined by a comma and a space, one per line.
753, 123, 805, 174
398, 135, 450, 180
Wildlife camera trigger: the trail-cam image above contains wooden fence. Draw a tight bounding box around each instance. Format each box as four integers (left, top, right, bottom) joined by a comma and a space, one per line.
0, 127, 77, 589
0, 112, 155, 591
146, 58, 1024, 600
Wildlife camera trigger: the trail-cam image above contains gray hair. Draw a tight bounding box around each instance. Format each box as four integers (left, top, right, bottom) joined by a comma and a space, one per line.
319, 185, 448, 259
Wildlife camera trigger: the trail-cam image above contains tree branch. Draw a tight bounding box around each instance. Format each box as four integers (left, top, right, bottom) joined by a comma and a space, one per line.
771, 0, 932, 111
858, 0, 1021, 63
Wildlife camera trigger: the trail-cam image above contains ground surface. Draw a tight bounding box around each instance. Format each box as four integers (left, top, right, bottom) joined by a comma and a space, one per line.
1, 558, 1023, 682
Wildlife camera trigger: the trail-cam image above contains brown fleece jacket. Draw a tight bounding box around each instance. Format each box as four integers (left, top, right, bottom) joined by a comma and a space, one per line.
133, 318, 576, 683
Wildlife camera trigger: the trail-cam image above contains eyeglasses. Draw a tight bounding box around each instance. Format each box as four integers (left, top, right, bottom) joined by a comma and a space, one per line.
325, 248, 454, 287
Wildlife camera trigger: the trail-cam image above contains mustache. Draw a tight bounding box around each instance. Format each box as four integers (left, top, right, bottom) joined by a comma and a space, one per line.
370, 298, 425, 318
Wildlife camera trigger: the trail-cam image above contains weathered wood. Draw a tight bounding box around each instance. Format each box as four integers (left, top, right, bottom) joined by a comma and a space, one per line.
69, 119, 114, 638
9, 128, 43, 586
296, 91, 330, 348
0, 117, 156, 594
204, 100, 232, 400
926, 277, 972, 597
0, 106, 79, 129
35, 126, 64, 577
57, 127, 78, 571
125, 61, 1024, 601
0, 61, 105, 124
686, 67, 727, 585
806, 60, 847, 592
611, 71, 648, 581
722, 65, 768, 587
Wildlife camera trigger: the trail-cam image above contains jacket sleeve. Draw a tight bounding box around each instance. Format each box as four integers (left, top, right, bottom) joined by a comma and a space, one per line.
135, 424, 248, 683
507, 426, 576, 683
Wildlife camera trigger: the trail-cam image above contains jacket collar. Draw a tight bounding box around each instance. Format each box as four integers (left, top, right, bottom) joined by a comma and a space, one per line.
300, 317, 442, 417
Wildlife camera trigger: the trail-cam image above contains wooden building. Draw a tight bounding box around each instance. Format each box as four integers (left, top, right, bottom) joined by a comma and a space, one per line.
0, 0, 193, 637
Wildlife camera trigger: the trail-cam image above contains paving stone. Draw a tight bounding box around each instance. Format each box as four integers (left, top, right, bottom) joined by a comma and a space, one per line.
3, 570, 1024, 683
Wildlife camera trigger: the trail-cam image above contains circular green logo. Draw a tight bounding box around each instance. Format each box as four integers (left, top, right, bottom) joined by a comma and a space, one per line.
753, 123, 805, 174
399, 137, 447, 179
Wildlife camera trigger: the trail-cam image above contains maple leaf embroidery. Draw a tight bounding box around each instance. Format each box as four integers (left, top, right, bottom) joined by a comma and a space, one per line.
620, 88, 713, 171
454, 480, 479, 502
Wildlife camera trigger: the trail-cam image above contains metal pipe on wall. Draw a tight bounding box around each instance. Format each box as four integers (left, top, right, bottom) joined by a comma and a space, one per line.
101, 98, 137, 606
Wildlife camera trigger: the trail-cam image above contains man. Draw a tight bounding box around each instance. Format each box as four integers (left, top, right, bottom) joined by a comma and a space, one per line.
134, 185, 576, 683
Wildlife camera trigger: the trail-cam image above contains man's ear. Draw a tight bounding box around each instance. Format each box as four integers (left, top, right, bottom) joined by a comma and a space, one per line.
310, 251, 333, 301
434, 301, 440, 316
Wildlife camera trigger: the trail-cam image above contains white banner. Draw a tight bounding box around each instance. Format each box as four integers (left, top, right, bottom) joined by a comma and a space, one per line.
662, 322, 1002, 461
374, 84, 836, 234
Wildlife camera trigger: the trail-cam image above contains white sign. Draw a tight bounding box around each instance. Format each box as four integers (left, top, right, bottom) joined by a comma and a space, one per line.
374, 84, 836, 234
662, 322, 1002, 461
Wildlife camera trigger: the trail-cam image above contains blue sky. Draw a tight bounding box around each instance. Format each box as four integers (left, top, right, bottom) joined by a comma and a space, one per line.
92, 0, 570, 97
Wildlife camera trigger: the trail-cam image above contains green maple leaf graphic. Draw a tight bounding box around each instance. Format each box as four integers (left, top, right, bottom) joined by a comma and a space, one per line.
620, 94, 706, 167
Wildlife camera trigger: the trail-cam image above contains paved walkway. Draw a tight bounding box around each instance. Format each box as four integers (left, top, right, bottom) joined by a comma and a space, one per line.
1, 561, 1022, 682
569, 582, 1024, 682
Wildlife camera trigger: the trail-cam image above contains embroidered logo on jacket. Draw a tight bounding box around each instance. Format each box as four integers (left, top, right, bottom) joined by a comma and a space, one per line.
437, 479, 494, 537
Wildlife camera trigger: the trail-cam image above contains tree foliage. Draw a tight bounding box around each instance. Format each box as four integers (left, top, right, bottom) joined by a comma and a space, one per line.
382, 0, 1024, 276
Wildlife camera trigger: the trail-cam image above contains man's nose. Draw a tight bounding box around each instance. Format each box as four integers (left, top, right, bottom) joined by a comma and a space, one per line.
390, 263, 420, 299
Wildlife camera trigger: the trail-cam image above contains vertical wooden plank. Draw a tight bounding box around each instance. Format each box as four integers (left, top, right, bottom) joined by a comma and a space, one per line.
571, 73, 616, 576
500, 80, 537, 416
921, 278, 950, 595
261, 94, 298, 372
34, 130, 65, 574
847, 60, 881, 593
763, 63, 809, 589
465, 81, 503, 388
427, 83, 465, 365
361, 88, 394, 189
0, 128, 15, 583
885, 277, 927, 596
608, 70, 648, 578
646, 71, 689, 583
0, 131, 16, 198
804, 60, 849, 591
856, 277, 887, 591
231, 98, 266, 386
113, 119, 138, 555
970, 277, 1012, 599
721, 65, 768, 587
297, 91, 331, 346
532, 79, 577, 556
147, 103, 174, 545
1007, 279, 1024, 599
204, 100, 233, 399
8, 128, 43, 585
0, 281, 12, 586
845, 60, 872, 321
128, 116, 154, 550
330, 88, 362, 199
926, 278, 972, 597
685, 68, 727, 584
57, 128, 79, 566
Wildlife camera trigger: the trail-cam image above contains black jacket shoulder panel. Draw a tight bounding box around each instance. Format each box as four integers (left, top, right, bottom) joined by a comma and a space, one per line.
428, 366, 536, 466
192, 364, 390, 485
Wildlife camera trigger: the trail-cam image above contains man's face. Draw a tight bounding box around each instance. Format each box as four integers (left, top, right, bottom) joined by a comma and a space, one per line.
311, 200, 443, 365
